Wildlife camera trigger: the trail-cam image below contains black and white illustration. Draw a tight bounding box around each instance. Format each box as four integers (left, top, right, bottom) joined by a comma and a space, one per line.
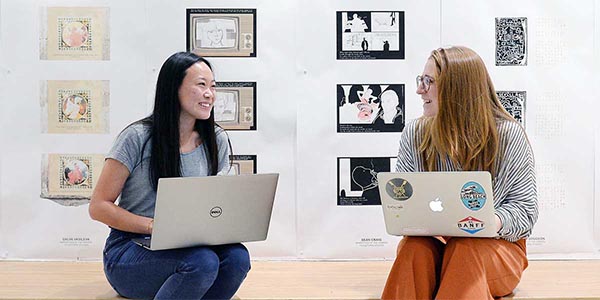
215, 82, 256, 130
497, 91, 526, 126
495, 17, 527, 66
228, 155, 257, 175
338, 157, 396, 206
187, 9, 256, 57
337, 11, 404, 60
337, 84, 405, 133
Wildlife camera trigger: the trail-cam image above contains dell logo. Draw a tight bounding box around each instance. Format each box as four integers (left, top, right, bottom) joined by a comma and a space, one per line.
210, 206, 222, 218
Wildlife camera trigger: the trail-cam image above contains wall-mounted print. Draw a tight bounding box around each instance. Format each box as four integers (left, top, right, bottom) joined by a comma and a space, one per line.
186, 8, 256, 57
215, 82, 256, 130
41, 80, 110, 134
40, 7, 110, 60
495, 17, 527, 66
227, 155, 257, 175
497, 91, 526, 126
336, 11, 404, 60
338, 157, 396, 206
337, 84, 405, 133
41, 154, 105, 206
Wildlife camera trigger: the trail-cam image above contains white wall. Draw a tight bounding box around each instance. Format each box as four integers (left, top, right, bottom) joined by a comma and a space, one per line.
0, 0, 598, 260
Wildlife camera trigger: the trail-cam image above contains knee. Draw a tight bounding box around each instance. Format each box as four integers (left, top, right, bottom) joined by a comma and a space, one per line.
180, 248, 220, 278
445, 238, 483, 254
224, 244, 251, 273
398, 237, 440, 258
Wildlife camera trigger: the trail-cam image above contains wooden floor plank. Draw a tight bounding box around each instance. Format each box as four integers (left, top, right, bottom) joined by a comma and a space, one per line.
0, 260, 599, 299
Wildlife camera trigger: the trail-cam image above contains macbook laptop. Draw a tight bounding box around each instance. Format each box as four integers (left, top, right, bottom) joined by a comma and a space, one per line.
377, 171, 497, 238
133, 173, 279, 251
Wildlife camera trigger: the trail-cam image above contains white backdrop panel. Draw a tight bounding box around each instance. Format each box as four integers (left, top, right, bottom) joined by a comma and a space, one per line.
0, 0, 150, 259
441, 0, 596, 254
296, 0, 440, 259
143, 0, 299, 258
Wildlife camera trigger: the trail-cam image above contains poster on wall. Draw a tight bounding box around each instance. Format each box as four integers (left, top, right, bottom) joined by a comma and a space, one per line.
336, 11, 405, 60
497, 91, 526, 126
338, 157, 396, 206
40, 154, 105, 206
215, 82, 256, 130
228, 155, 257, 175
495, 17, 527, 66
40, 7, 110, 60
337, 84, 405, 133
40, 80, 110, 134
186, 8, 256, 57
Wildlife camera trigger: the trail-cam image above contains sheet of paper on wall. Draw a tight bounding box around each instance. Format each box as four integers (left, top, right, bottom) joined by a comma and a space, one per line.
215, 82, 256, 130
336, 11, 405, 60
338, 157, 396, 206
186, 8, 256, 57
40, 7, 110, 60
497, 91, 526, 127
337, 84, 405, 133
495, 17, 527, 66
40, 80, 110, 134
227, 155, 257, 176
40, 153, 106, 206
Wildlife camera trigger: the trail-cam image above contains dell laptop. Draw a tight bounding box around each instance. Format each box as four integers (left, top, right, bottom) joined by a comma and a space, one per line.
133, 173, 279, 251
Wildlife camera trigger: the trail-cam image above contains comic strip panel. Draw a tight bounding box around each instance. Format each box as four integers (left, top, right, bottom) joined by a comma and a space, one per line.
337, 84, 405, 133
495, 17, 527, 66
338, 157, 396, 206
41, 80, 110, 133
215, 82, 256, 130
497, 91, 526, 126
41, 154, 105, 206
337, 11, 405, 60
227, 155, 257, 175
40, 7, 110, 60
187, 8, 256, 57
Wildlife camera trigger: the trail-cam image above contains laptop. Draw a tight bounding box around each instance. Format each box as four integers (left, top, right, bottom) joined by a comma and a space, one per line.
133, 173, 279, 251
377, 171, 497, 238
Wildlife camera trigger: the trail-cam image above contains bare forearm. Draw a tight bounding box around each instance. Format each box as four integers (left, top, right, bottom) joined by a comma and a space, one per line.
89, 200, 152, 234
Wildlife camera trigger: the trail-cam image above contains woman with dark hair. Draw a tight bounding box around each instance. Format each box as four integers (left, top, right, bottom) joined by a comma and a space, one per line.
381, 46, 537, 299
89, 52, 250, 299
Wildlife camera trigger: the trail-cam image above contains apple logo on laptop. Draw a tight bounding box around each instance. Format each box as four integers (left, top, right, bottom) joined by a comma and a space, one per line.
429, 198, 444, 212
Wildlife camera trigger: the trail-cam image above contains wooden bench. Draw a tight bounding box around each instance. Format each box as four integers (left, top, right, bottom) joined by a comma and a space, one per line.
1, 260, 599, 299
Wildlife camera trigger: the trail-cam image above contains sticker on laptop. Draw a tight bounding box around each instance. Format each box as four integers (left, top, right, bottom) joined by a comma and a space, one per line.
457, 216, 485, 234
385, 178, 413, 201
460, 181, 486, 211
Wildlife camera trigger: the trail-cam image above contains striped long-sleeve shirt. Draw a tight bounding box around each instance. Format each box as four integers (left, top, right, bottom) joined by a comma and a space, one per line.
396, 118, 538, 242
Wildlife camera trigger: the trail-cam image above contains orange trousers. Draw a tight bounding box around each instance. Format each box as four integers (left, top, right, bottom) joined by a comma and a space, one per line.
381, 237, 527, 300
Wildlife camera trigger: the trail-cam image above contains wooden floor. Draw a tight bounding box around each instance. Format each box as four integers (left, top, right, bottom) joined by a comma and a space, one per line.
0, 260, 599, 299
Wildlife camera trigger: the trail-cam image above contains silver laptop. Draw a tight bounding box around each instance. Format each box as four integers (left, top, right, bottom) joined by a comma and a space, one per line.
133, 173, 279, 251
378, 171, 497, 238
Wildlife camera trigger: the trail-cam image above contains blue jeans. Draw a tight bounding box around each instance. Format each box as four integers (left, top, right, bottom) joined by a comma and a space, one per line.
103, 229, 251, 300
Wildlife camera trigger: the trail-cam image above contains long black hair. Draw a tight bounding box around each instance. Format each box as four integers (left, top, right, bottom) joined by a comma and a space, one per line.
138, 52, 221, 190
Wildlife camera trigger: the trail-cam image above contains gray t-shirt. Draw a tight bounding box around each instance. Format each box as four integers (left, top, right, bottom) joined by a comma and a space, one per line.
106, 123, 230, 218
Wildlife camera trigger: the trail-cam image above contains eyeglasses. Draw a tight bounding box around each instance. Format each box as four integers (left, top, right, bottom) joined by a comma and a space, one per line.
416, 75, 435, 92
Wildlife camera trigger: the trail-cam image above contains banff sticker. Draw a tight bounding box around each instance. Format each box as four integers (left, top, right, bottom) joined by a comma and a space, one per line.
457, 216, 485, 234
460, 181, 486, 211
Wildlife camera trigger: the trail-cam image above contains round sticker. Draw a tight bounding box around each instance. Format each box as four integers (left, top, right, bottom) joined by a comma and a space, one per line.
460, 181, 487, 211
385, 178, 413, 201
